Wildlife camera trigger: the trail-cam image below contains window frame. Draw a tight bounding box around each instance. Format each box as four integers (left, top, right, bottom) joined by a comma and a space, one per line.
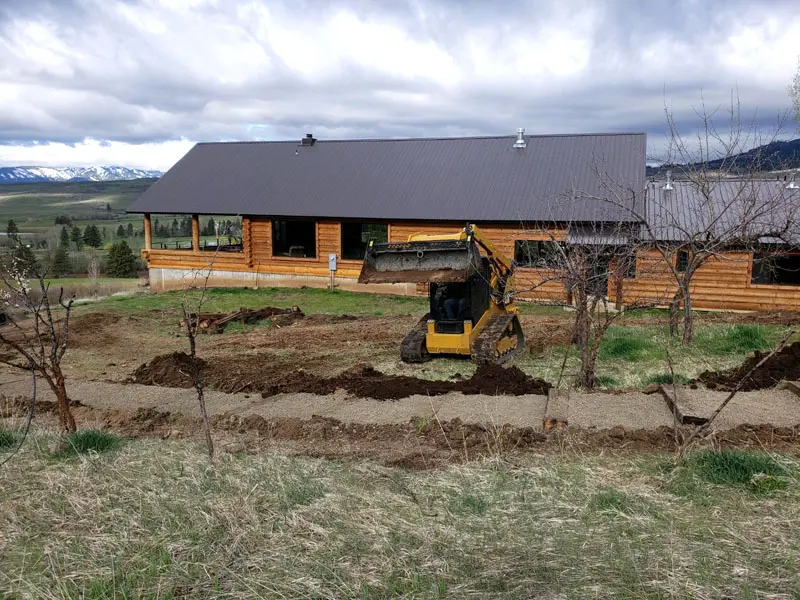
513, 239, 562, 268
675, 248, 689, 272
270, 218, 317, 259
340, 222, 389, 261
751, 251, 800, 286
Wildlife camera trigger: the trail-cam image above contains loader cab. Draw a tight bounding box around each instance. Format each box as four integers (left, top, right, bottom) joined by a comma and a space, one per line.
428, 260, 491, 334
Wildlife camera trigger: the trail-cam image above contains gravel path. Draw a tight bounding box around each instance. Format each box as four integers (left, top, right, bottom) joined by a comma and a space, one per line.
2, 376, 799, 431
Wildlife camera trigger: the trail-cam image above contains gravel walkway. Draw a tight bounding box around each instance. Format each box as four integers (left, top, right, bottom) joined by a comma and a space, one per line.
2, 376, 799, 431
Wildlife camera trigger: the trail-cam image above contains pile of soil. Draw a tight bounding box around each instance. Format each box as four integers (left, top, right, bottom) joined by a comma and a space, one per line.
260, 363, 551, 399
131, 352, 207, 388
65, 312, 133, 348
130, 353, 551, 399
699, 342, 800, 391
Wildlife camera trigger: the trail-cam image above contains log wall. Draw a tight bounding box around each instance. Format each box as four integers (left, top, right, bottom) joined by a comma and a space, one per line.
143, 217, 800, 310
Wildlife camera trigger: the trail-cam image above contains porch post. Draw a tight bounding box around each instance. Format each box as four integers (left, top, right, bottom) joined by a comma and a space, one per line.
143, 213, 152, 250
191, 214, 200, 251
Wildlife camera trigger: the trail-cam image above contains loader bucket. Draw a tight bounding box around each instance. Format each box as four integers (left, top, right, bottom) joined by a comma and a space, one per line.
358, 240, 481, 284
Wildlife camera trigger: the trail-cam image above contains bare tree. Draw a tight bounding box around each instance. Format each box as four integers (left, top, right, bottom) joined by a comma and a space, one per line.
177, 253, 220, 459
599, 93, 797, 344
87, 256, 100, 296
0, 249, 76, 432
513, 220, 658, 388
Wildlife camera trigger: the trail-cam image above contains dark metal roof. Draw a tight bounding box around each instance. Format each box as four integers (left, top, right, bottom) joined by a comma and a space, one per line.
128, 133, 646, 222
646, 180, 800, 244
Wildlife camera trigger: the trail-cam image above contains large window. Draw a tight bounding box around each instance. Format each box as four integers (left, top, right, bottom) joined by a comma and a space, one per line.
271, 219, 316, 258
514, 240, 561, 268
751, 252, 800, 286
341, 222, 388, 260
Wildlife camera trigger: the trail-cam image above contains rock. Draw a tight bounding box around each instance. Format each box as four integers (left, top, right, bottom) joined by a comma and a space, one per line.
642, 383, 660, 395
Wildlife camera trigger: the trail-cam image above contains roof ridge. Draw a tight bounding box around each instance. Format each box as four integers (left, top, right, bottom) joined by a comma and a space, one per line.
195, 131, 646, 146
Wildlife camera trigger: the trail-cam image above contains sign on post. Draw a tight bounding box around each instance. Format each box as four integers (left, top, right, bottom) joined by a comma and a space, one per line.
328, 253, 337, 290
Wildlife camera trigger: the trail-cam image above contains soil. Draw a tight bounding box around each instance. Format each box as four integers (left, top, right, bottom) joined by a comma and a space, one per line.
699, 342, 800, 391
10, 397, 800, 468
130, 354, 552, 398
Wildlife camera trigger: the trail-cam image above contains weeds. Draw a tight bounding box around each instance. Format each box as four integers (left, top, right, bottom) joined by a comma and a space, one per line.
595, 375, 621, 388
643, 372, 691, 386
53, 430, 122, 457
598, 328, 654, 361
0, 428, 19, 449
684, 450, 787, 487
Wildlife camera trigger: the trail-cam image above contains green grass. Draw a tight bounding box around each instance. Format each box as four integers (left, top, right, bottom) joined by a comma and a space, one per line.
0, 428, 19, 449
53, 430, 122, 458
684, 450, 787, 487
3, 439, 800, 598
86, 286, 429, 317
595, 374, 621, 388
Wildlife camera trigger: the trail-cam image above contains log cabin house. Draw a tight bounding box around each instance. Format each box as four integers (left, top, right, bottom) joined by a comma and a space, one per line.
128, 131, 800, 312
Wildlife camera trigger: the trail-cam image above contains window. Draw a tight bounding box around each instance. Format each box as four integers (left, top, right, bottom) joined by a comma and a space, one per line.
514, 240, 561, 268
341, 222, 388, 260
751, 252, 800, 286
676, 249, 689, 272
271, 220, 316, 258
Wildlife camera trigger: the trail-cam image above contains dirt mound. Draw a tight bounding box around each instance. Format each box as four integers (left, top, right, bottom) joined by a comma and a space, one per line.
699, 342, 800, 391
259, 363, 550, 399
131, 352, 206, 388
130, 352, 551, 399
68, 312, 134, 348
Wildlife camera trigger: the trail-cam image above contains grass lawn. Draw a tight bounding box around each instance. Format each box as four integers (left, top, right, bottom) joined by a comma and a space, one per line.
1, 435, 798, 598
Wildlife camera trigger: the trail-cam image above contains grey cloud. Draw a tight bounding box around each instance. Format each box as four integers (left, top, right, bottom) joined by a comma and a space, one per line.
0, 0, 797, 163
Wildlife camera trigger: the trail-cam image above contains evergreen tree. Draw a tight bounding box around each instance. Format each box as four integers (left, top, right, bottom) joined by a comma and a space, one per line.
70, 225, 84, 250
205, 217, 216, 237
51, 245, 71, 277
106, 202, 112, 211
102, 226, 108, 239
171, 218, 179, 236
106, 240, 137, 277
83, 225, 102, 248
126, 223, 134, 238
116, 224, 126, 238
11, 242, 37, 274
153, 218, 160, 237
59, 226, 70, 248
6, 219, 18, 239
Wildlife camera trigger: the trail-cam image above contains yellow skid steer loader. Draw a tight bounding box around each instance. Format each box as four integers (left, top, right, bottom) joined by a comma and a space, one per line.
358, 224, 524, 364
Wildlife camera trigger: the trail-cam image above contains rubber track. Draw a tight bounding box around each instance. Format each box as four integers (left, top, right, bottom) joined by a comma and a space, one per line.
400, 313, 431, 363
472, 313, 524, 365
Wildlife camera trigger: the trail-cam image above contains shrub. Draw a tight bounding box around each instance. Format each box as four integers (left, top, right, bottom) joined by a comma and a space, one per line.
54, 430, 122, 457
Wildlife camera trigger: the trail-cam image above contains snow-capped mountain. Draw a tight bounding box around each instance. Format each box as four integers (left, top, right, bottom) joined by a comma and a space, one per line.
0, 166, 162, 184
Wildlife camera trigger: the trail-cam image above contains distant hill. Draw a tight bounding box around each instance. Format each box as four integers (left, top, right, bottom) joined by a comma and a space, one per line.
646, 138, 800, 177
0, 166, 163, 184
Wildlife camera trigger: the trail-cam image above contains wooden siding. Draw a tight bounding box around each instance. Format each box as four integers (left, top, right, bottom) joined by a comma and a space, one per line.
621, 249, 800, 311
144, 216, 800, 310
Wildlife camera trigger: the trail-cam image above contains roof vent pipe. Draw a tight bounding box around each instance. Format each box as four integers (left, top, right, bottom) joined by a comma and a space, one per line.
513, 128, 526, 149
301, 133, 316, 146
662, 169, 674, 190
787, 173, 799, 189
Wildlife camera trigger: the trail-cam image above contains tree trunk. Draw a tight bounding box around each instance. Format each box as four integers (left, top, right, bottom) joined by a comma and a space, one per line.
49, 367, 76, 433
579, 347, 598, 389
682, 288, 694, 345
668, 291, 682, 337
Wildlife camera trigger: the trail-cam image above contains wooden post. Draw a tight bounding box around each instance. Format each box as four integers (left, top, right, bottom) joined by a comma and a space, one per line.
143, 213, 152, 250
191, 214, 200, 252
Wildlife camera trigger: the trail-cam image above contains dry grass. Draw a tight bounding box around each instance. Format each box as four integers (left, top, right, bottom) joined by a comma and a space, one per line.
2, 434, 800, 598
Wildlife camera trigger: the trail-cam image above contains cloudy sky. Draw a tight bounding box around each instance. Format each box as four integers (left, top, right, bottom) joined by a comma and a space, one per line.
0, 0, 798, 170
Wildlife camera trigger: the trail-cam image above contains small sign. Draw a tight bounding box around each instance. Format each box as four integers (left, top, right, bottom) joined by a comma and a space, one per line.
328, 253, 338, 271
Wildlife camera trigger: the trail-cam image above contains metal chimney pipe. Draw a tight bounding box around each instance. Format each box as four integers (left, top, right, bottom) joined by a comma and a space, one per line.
513, 127, 526, 149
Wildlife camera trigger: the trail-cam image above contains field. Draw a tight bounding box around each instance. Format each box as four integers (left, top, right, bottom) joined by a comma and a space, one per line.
2, 286, 800, 598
